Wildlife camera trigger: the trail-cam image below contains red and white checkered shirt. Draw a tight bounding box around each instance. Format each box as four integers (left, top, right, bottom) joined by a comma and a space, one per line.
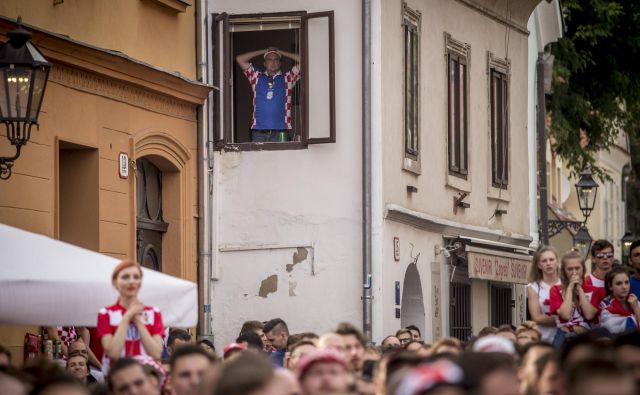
57, 326, 78, 348
243, 64, 300, 130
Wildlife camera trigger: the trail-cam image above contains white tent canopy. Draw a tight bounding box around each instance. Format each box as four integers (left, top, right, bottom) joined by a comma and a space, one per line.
0, 224, 198, 327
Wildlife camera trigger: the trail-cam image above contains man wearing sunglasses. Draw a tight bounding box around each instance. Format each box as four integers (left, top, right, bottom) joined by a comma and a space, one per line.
236, 47, 300, 143
628, 240, 640, 299
584, 239, 615, 307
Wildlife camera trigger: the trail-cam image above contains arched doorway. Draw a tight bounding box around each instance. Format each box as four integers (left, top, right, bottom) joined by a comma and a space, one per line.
400, 263, 426, 337
136, 157, 168, 271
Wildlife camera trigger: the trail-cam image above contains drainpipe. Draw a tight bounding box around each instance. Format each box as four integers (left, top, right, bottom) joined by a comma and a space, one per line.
196, 0, 214, 342
362, 0, 373, 342
537, 53, 549, 245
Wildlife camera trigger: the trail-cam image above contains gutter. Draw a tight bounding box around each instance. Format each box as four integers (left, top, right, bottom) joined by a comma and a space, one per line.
362, 0, 373, 342
195, 0, 214, 342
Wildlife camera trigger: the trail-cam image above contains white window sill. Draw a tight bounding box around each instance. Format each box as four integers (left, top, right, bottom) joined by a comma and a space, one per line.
446, 173, 471, 193
487, 185, 511, 202
403, 157, 421, 175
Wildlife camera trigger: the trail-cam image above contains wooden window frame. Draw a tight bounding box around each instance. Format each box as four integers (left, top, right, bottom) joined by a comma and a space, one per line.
212, 11, 335, 151
445, 33, 470, 180
488, 52, 510, 189
402, 4, 421, 173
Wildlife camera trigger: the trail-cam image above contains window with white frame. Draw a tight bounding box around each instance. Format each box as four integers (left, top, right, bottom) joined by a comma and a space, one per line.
212, 11, 335, 150
403, 4, 420, 170
489, 53, 510, 188
445, 34, 470, 179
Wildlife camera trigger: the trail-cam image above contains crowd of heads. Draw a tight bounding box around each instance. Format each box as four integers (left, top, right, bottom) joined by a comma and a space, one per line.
2, 318, 638, 395
2, 238, 640, 394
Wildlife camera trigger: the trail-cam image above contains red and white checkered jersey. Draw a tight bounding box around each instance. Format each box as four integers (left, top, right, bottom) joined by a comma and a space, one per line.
244, 63, 300, 130
57, 326, 78, 348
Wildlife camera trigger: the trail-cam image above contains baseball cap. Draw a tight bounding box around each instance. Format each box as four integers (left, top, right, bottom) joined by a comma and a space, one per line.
471, 335, 516, 354
296, 349, 348, 380
264, 47, 282, 59
223, 342, 247, 359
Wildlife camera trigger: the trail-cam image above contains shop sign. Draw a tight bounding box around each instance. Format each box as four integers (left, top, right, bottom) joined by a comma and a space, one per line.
468, 252, 530, 284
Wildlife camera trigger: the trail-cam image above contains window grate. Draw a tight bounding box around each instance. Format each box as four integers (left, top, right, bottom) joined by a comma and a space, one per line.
490, 284, 512, 327
449, 282, 472, 341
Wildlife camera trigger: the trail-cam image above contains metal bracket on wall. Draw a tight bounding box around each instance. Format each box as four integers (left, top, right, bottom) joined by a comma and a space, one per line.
547, 219, 583, 238
453, 192, 470, 214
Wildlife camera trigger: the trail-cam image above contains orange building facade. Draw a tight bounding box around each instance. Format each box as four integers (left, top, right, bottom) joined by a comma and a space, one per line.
0, 0, 209, 360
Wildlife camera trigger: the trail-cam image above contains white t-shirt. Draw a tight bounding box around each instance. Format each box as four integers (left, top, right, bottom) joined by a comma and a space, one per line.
527, 280, 561, 343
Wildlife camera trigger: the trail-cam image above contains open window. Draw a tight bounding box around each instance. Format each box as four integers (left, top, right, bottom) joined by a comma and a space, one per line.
212, 11, 335, 150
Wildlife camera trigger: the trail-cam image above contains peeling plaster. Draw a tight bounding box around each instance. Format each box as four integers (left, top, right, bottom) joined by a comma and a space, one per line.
258, 275, 278, 298
286, 247, 308, 273
289, 281, 298, 296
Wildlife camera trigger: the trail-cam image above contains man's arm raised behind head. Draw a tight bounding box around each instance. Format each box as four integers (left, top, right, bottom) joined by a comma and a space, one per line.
279, 50, 300, 67
236, 49, 267, 71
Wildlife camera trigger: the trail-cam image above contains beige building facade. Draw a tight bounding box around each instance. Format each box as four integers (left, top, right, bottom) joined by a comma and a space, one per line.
203, 0, 545, 346
376, 0, 540, 341
0, 0, 209, 360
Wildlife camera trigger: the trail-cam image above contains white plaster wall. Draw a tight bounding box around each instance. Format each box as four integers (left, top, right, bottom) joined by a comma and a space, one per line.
379, 221, 449, 343
209, 0, 363, 348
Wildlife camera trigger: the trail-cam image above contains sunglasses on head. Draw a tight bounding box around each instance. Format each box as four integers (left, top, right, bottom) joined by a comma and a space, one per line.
595, 252, 614, 259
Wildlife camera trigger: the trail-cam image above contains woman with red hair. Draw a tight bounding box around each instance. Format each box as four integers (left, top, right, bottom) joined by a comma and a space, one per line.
96, 261, 164, 372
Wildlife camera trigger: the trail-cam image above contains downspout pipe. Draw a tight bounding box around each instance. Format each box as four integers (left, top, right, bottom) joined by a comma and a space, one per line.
196, 0, 214, 342
362, 0, 373, 342
537, 53, 549, 245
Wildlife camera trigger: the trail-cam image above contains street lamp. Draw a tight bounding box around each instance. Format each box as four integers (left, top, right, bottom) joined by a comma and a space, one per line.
0, 17, 51, 180
546, 166, 600, 239
621, 231, 635, 266
573, 225, 593, 259
575, 166, 599, 221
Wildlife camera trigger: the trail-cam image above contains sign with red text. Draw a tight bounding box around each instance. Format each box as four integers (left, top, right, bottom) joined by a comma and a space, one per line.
468, 252, 530, 284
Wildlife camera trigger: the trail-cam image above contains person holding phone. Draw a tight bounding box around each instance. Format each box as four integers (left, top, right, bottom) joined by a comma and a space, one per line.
97, 260, 164, 373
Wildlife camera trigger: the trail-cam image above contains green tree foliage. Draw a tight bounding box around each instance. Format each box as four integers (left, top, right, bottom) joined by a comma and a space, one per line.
549, 0, 640, 180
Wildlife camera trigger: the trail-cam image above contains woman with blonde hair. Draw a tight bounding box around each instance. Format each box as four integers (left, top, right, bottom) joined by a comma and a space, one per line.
430, 337, 463, 355
526, 246, 561, 343
548, 250, 601, 345
96, 260, 164, 373
515, 321, 541, 345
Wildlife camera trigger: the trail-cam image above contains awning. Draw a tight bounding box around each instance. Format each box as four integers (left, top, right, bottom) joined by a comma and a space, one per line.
0, 224, 197, 327
449, 237, 533, 285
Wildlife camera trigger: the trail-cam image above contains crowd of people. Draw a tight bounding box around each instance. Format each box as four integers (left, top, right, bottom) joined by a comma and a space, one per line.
0, 239, 639, 395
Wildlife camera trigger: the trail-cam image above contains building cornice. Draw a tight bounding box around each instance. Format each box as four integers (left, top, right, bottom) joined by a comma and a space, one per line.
454, 0, 543, 36
385, 203, 533, 248
0, 16, 212, 107
49, 64, 197, 121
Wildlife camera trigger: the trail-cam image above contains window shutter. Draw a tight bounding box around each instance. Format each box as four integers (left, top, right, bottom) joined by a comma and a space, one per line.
301, 11, 335, 144
212, 13, 230, 146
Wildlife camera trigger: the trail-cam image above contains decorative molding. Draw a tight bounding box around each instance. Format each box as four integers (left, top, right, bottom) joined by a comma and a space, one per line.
134, 130, 192, 169
445, 33, 471, 58
402, 2, 422, 27
49, 64, 197, 121
487, 52, 510, 75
